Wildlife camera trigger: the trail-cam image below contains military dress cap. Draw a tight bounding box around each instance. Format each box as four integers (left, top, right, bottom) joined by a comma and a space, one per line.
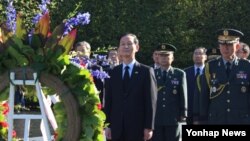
206, 48, 221, 56
206, 48, 221, 60
217, 28, 244, 44
157, 43, 177, 54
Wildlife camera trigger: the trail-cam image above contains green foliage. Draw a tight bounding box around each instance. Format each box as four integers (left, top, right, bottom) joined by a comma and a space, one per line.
48, 0, 250, 68
53, 102, 67, 140
2, 0, 250, 68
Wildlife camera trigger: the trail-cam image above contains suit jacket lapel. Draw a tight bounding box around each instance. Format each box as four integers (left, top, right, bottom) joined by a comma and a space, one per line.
191, 66, 195, 79
116, 65, 123, 96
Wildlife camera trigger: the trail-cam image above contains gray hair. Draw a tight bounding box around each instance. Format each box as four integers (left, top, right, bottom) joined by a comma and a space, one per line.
74, 41, 91, 50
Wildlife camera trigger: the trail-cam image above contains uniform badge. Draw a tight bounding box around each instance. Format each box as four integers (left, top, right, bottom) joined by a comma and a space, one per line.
218, 61, 221, 67
173, 89, 177, 94
236, 71, 247, 79
241, 86, 247, 93
171, 79, 179, 85
212, 73, 216, 79
223, 30, 229, 36
212, 87, 217, 93
161, 44, 166, 49
212, 48, 217, 54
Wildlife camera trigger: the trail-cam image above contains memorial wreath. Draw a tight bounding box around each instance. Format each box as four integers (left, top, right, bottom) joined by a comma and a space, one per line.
0, 0, 105, 140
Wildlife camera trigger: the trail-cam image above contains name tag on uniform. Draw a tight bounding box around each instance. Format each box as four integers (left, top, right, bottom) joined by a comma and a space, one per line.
171, 78, 179, 85
236, 71, 247, 79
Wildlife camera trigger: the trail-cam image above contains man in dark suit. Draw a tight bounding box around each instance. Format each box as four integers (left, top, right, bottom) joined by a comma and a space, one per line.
104, 33, 157, 141
152, 43, 187, 141
199, 28, 250, 124
192, 48, 221, 124
184, 47, 207, 124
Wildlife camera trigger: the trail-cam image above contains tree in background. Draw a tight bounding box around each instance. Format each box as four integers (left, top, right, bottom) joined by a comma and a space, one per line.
1, 0, 250, 68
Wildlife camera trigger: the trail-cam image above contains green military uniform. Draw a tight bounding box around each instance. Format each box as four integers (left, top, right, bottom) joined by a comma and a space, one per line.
152, 43, 187, 141
154, 67, 187, 125
199, 29, 250, 124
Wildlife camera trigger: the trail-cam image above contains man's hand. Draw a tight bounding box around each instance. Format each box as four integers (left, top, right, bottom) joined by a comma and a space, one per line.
179, 116, 186, 122
105, 128, 112, 140
144, 128, 153, 140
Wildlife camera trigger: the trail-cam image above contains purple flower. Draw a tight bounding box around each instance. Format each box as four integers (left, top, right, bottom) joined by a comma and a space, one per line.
39, 0, 50, 14
32, 13, 43, 25
42, 0, 51, 4
70, 56, 110, 79
70, 56, 91, 68
97, 55, 107, 60
30, 0, 50, 38
76, 12, 91, 26
91, 70, 110, 80
6, 1, 16, 33
63, 12, 91, 36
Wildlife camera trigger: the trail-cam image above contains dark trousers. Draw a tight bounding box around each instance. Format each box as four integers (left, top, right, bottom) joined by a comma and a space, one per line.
111, 119, 144, 141
152, 125, 180, 141
112, 132, 144, 141
112, 139, 142, 141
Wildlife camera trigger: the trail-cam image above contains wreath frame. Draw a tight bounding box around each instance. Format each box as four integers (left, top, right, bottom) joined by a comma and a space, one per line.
0, 67, 81, 140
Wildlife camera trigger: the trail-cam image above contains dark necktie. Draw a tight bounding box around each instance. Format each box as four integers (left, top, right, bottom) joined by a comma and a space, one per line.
195, 68, 200, 78
226, 62, 231, 77
123, 66, 130, 92
162, 70, 167, 83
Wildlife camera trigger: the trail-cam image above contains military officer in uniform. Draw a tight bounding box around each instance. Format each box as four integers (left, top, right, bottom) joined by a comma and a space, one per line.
199, 28, 250, 124
152, 43, 187, 141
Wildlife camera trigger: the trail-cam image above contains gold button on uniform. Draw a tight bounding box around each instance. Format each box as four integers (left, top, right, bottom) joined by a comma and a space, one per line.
227, 99, 230, 103
163, 98, 166, 101
163, 105, 166, 107
227, 91, 230, 94
227, 108, 230, 112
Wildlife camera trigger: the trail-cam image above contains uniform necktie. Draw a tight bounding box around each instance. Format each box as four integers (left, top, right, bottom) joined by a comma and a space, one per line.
226, 62, 231, 77
195, 68, 200, 78
123, 66, 130, 91
162, 70, 167, 83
